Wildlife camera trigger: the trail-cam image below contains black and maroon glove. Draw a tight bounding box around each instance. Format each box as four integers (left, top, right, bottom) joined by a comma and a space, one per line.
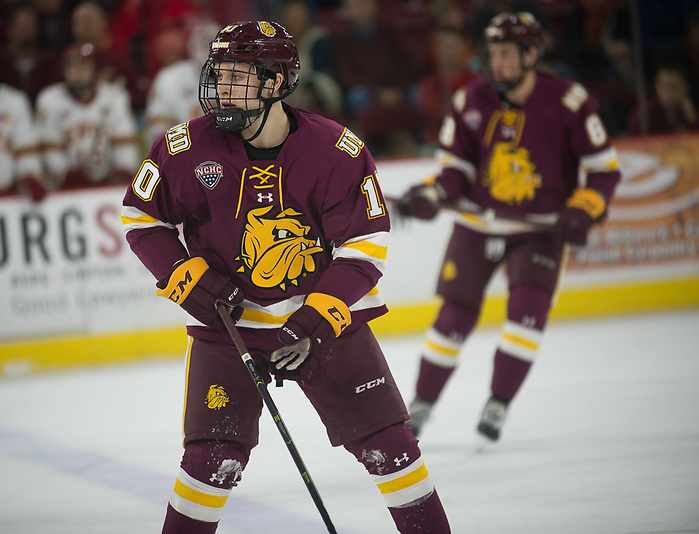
270, 293, 351, 380
555, 207, 594, 245
397, 183, 445, 220
156, 257, 243, 329
555, 188, 607, 246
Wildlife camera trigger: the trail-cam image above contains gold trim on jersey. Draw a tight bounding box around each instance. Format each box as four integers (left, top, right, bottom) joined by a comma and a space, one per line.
333, 231, 389, 274
166, 122, 191, 155
483, 109, 525, 147
579, 146, 620, 173
343, 239, 387, 260
335, 127, 365, 157
120, 205, 176, 232
236, 165, 285, 218
205, 287, 385, 331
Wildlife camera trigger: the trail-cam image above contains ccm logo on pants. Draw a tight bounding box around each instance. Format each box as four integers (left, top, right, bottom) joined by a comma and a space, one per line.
355, 377, 385, 394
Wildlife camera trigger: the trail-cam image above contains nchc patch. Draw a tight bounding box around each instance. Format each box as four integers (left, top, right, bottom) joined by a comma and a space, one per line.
195, 161, 224, 189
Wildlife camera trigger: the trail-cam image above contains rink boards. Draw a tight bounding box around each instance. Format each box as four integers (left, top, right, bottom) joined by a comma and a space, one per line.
1, 133, 698, 375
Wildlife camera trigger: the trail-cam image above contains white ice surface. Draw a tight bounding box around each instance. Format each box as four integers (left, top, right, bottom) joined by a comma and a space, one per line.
1, 309, 698, 533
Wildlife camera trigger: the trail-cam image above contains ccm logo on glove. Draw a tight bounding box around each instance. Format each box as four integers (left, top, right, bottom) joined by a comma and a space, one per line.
157, 257, 208, 303
156, 257, 243, 329
270, 293, 351, 380
281, 324, 299, 341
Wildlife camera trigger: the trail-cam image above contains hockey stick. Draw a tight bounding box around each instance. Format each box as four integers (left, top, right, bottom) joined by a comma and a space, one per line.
215, 302, 338, 534
385, 195, 556, 231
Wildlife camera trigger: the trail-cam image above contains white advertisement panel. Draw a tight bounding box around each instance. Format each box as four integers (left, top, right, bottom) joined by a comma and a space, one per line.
0, 186, 186, 341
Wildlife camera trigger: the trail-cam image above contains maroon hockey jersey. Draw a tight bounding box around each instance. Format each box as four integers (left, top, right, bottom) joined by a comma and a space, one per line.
122, 104, 390, 348
436, 73, 621, 234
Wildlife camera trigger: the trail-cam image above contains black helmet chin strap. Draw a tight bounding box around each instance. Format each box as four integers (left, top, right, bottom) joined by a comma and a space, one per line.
205, 61, 299, 141
238, 103, 273, 143
221, 83, 297, 143
489, 73, 526, 95
213, 106, 262, 132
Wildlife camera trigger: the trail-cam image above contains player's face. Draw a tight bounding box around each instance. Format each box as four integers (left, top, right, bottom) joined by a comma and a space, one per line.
215, 61, 274, 110
63, 58, 95, 94
487, 42, 524, 84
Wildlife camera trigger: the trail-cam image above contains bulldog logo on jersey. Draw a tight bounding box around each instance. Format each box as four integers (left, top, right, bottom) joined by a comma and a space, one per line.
237, 206, 324, 291
206, 385, 229, 410
483, 142, 542, 205
195, 161, 223, 189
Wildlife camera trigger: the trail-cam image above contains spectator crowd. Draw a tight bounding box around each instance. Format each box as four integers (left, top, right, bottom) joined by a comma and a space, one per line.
1, 0, 698, 202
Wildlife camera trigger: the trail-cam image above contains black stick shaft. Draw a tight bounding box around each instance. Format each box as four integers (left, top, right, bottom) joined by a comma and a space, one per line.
216, 302, 338, 534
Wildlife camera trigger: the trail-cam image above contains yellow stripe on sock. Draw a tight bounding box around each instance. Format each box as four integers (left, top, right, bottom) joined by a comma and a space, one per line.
376, 463, 429, 495
502, 331, 539, 351
173, 480, 228, 509
425, 338, 460, 356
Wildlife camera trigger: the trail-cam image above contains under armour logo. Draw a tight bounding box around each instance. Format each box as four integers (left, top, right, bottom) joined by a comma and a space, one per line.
257, 192, 274, 203
394, 453, 410, 466
485, 237, 506, 262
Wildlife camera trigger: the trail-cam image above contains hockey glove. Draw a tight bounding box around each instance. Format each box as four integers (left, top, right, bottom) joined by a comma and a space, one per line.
397, 183, 446, 220
270, 293, 351, 380
156, 257, 243, 329
556, 188, 607, 246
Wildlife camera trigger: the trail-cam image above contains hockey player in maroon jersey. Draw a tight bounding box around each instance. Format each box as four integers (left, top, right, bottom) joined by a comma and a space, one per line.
398, 12, 621, 442
121, 21, 451, 534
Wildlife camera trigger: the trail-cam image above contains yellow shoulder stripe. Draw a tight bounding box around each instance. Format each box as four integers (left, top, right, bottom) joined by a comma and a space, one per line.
121, 213, 161, 226
342, 240, 387, 260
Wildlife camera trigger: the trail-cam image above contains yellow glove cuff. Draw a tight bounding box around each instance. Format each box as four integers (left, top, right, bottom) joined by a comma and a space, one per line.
566, 188, 606, 219
305, 293, 352, 337
155, 257, 209, 304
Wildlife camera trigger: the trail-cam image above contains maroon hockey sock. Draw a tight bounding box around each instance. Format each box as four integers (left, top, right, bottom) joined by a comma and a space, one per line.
489, 285, 550, 401
507, 285, 551, 330
388, 490, 451, 534
491, 349, 532, 402
161, 504, 218, 534
161, 440, 251, 534
415, 357, 456, 403
180, 440, 250, 487
415, 300, 479, 402
345, 425, 451, 532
